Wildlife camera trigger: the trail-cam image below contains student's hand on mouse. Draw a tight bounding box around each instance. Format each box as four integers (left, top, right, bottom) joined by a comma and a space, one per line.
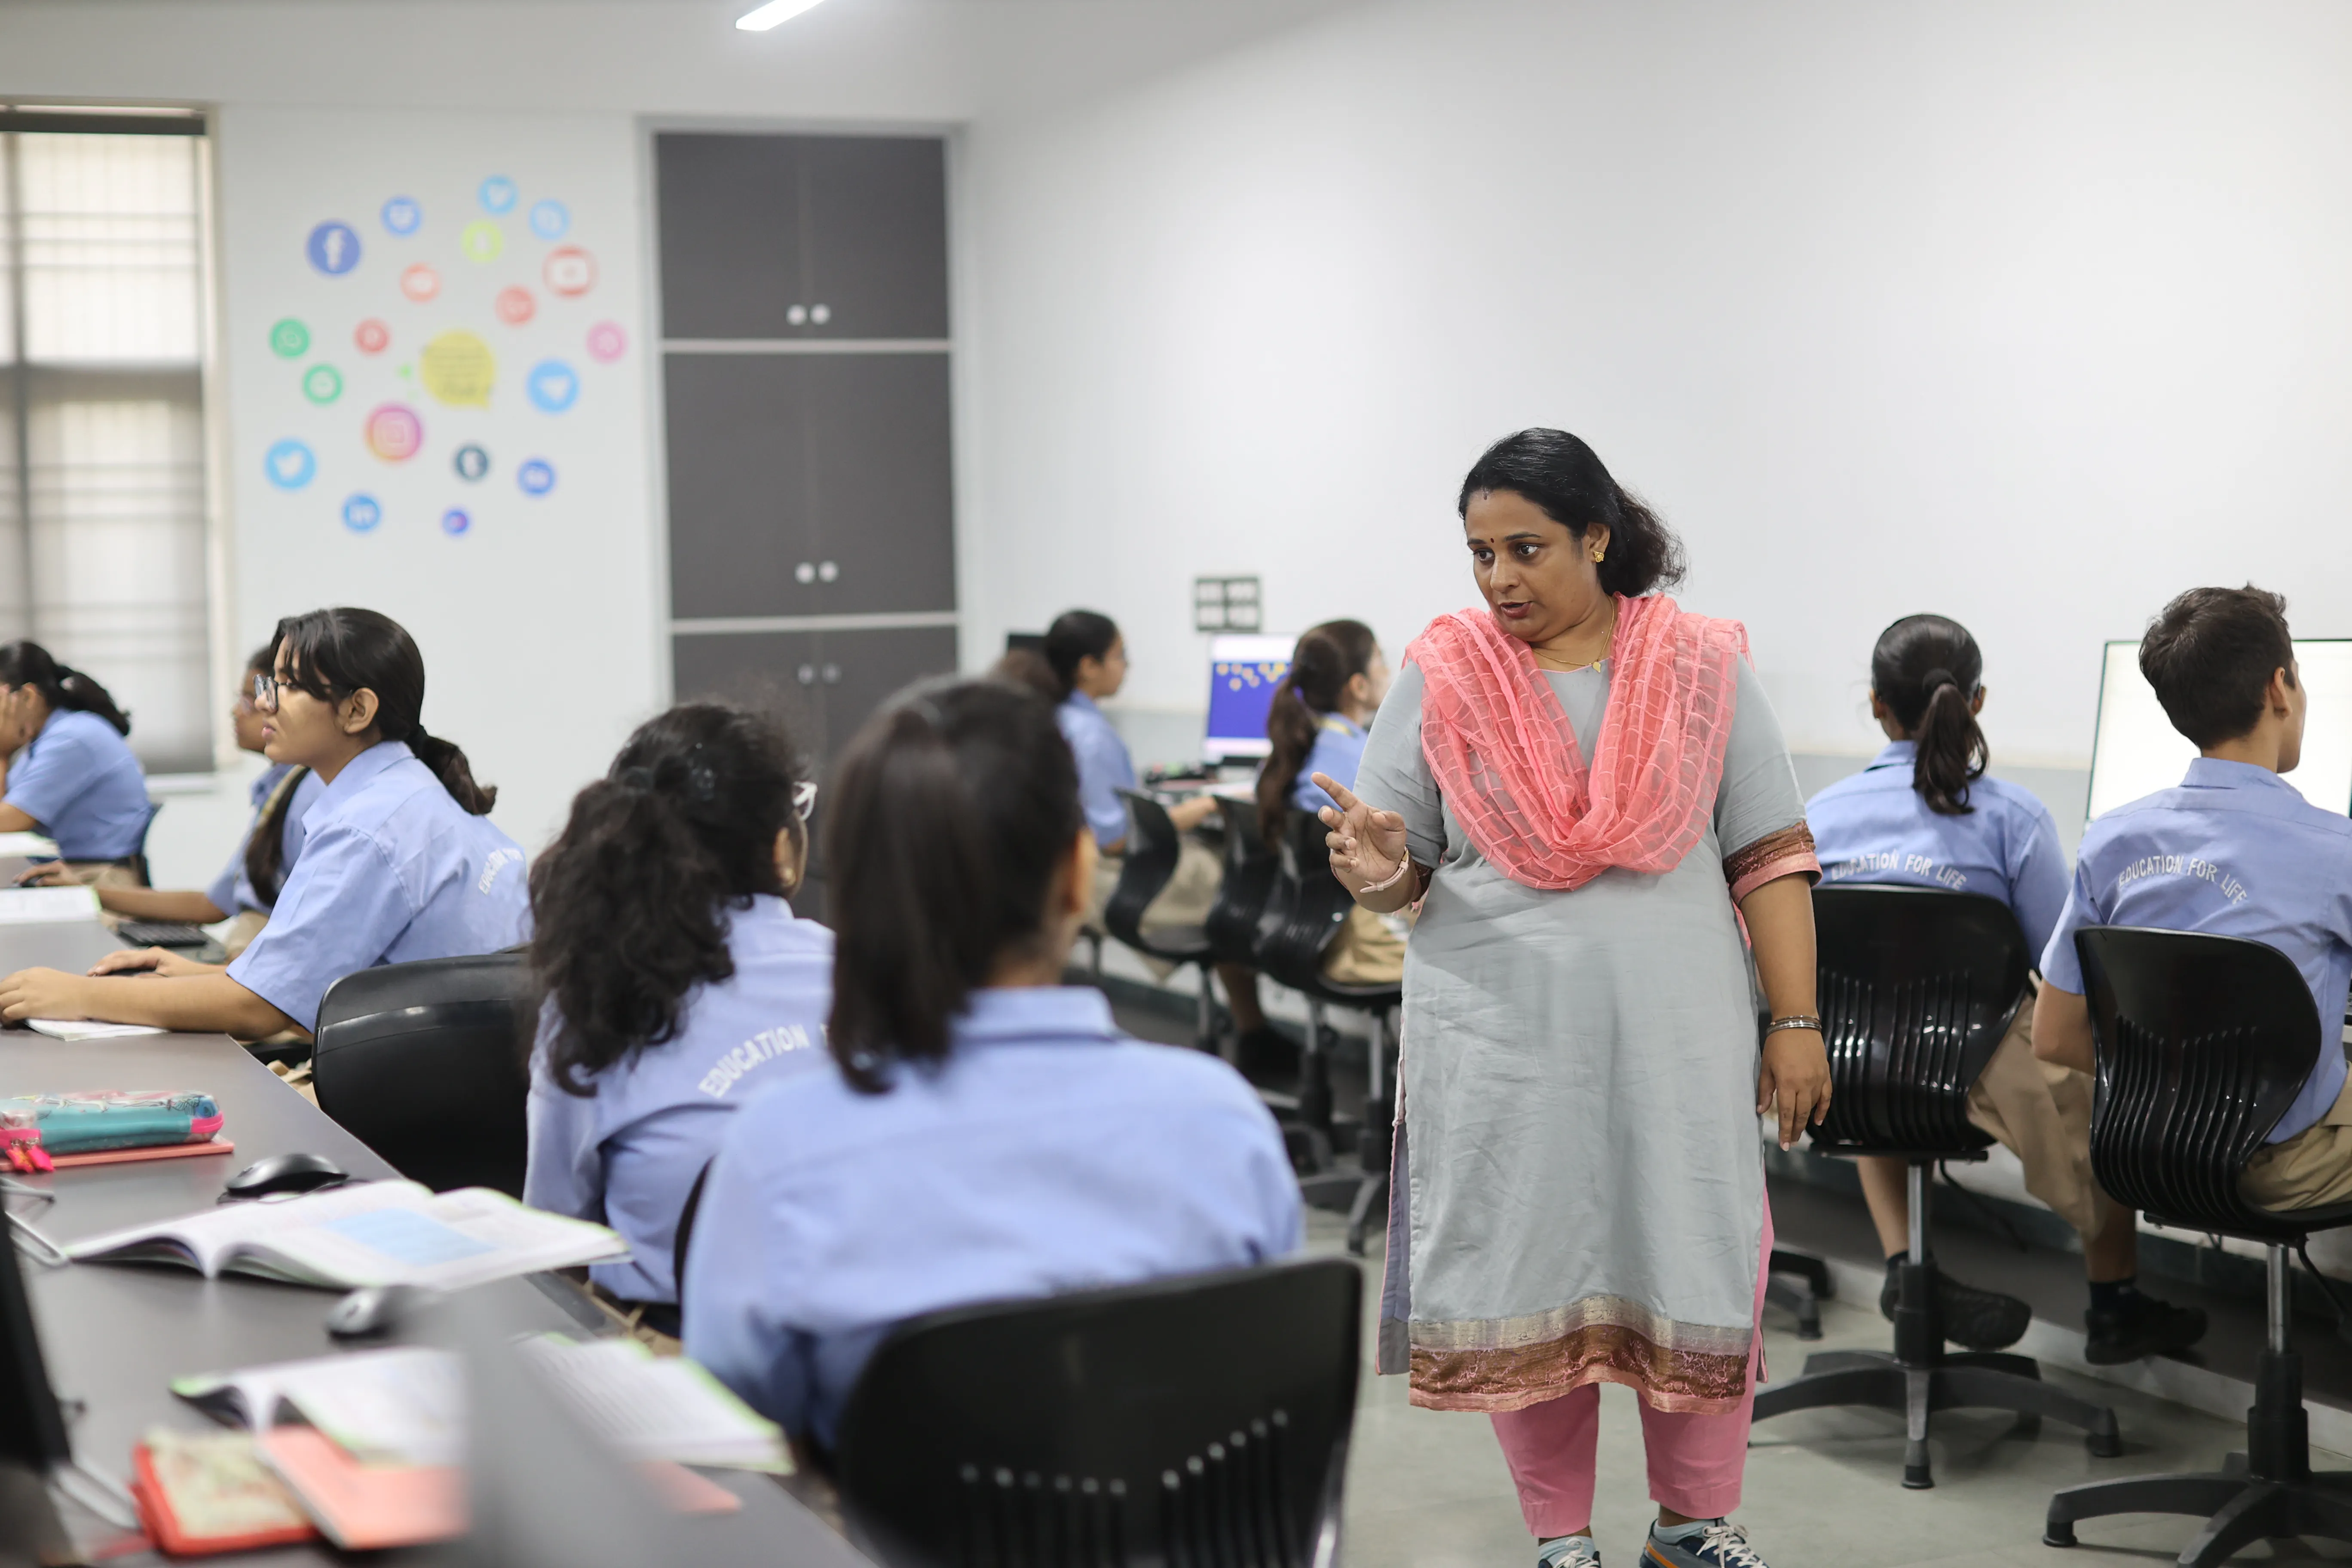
87, 946, 210, 978
12, 862, 69, 887
0, 967, 92, 1023
1756, 1026, 1832, 1151
1315, 775, 1410, 892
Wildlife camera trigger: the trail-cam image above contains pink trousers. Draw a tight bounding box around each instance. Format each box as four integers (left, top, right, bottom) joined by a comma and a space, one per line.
1488, 1203, 1774, 1536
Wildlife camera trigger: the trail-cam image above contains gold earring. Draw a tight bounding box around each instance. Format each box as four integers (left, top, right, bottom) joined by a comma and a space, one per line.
1591, 547, 1606, 563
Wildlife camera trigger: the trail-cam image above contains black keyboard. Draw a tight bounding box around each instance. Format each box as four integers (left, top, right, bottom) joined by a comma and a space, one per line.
115, 921, 214, 949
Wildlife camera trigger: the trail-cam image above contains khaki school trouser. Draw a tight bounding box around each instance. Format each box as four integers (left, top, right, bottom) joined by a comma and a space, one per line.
2242, 1073, 2352, 1211
1964, 994, 2103, 1240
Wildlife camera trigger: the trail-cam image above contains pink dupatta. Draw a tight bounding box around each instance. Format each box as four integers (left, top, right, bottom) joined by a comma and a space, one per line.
1406, 593, 1749, 891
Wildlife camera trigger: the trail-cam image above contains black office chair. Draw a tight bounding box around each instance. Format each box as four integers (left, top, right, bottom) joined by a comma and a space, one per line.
1204, 796, 1280, 980
2044, 928, 2352, 1566
1106, 788, 1219, 1052
833, 1259, 1361, 1568
1255, 812, 1402, 1256
1751, 887, 2119, 1488
311, 952, 532, 1196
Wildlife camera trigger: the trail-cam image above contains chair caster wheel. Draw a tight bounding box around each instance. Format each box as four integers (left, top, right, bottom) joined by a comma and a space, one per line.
1902, 1466, 1934, 1490
2087, 1422, 2122, 1459
2043, 1522, 2076, 1548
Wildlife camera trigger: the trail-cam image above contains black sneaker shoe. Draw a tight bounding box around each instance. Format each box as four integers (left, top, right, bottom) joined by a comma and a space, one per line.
2085, 1293, 2208, 1365
1232, 1026, 1298, 1087
1878, 1260, 2032, 1351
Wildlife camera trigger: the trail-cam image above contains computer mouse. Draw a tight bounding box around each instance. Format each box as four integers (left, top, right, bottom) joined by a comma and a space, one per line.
222, 1151, 350, 1200
325, 1284, 425, 1340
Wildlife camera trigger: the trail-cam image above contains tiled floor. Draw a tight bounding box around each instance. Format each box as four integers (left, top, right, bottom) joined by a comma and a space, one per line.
1311, 1206, 2352, 1568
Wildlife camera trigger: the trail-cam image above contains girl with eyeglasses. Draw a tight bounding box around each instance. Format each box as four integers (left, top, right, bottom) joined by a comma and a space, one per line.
684, 679, 1299, 1449
18, 646, 325, 960
524, 702, 829, 1339
0, 608, 528, 1039
0, 641, 148, 883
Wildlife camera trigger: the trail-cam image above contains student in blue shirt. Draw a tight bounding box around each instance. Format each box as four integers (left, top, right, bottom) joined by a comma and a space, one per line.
0, 609, 528, 1039
2040, 586, 2352, 1223
18, 646, 324, 959
1256, 619, 1401, 994
683, 678, 1302, 1451
1808, 615, 2202, 1364
1044, 609, 1273, 1050
0, 641, 149, 877
524, 701, 830, 1334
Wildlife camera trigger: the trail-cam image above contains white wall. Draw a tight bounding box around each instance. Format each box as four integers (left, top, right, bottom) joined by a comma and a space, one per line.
959, 0, 2352, 794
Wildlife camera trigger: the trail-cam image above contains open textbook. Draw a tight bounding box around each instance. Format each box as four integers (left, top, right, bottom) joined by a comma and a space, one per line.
0, 885, 99, 924
0, 831, 62, 858
65, 1180, 626, 1289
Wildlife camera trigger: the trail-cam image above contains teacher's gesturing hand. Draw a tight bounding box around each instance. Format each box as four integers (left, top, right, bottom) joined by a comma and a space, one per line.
1314, 774, 1419, 911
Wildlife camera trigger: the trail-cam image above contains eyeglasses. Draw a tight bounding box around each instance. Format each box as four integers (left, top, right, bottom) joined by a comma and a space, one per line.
249, 671, 278, 712
792, 781, 818, 822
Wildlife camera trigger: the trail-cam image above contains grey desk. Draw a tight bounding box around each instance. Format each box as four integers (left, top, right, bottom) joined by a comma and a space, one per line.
1, 916, 868, 1566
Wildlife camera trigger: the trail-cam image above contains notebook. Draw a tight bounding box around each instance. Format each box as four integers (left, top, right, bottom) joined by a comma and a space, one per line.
130, 1428, 318, 1557
0, 832, 61, 858
0, 885, 100, 924
257, 1427, 464, 1550
174, 1346, 462, 1467
23, 1019, 168, 1041
519, 1335, 791, 1473
65, 1180, 627, 1289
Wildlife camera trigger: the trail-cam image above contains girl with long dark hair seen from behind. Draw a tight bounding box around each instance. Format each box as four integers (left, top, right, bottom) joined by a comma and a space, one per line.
18, 645, 326, 960
1256, 619, 1402, 987
684, 678, 1299, 1449
0, 609, 529, 1040
525, 702, 830, 1335
1807, 614, 2205, 1365
0, 640, 149, 881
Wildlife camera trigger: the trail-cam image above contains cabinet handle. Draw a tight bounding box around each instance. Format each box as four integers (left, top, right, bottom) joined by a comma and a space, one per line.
810, 303, 831, 325
795, 561, 815, 584
797, 664, 816, 686
821, 663, 841, 685
817, 560, 838, 582
787, 304, 808, 326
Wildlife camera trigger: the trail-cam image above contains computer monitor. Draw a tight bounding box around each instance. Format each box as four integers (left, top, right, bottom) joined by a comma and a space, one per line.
1204, 634, 1295, 764
2086, 639, 2352, 822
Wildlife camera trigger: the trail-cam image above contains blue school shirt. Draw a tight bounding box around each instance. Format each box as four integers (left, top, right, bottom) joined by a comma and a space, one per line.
225, 740, 530, 1031
4, 708, 150, 861
524, 895, 834, 1305
1290, 714, 1369, 815
1057, 692, 1136, 848
1806, 741, 2071, 959
682, 986, 1302, 1448
202, 764, 326, 916
2041, 758, 2352, 1143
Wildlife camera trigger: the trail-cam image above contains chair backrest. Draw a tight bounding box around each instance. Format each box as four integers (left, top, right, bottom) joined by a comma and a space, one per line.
2076, 925, 2323, 1235
312, 952, 532, 1195
1204, 796, 1280, 967
1103, 789, 1182, 949
1809, 886, 2028, 1155
1251, 812, 1356, 995
834, 1259, 1361, 1568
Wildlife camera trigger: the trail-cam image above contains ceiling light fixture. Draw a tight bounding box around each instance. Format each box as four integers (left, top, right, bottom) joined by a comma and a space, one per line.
736, 0, 826, 30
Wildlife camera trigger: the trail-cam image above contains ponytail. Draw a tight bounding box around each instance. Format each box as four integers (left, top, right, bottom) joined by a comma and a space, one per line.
530, 702, 806, 1093
1869, 614, 1988, 817
243, 764, 311, 901
1257, 619, 1378, 847
825, 680, 1083, 1094
0, 641, 130, 736
268, 608, 499, 815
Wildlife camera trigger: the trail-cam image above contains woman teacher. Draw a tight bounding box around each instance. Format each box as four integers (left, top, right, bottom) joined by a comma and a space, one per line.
1322, 429, 1829, 1568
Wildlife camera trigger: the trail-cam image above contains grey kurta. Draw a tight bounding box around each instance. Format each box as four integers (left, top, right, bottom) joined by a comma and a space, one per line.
1355, 654, 1812, 1412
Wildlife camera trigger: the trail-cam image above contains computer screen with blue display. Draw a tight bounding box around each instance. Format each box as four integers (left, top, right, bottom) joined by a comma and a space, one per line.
1204, 634, 1294, 763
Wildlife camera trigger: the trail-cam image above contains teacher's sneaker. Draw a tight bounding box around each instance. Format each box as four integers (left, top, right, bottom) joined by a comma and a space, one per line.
1537, 1537, 1601, 1568
1643, 1519, 1768, 1568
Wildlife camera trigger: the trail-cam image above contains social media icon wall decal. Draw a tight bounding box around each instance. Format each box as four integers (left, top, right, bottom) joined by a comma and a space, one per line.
342, 493, 383, 533
381, 196, 423, 236
585, 321, 627, 363
354, 319, 391, 354
263, 439, 316, 491
517, 458, 556, 496
269, 318, 310, 358
306, 221, 361, 276
453, 444, 491, 482
495, 287, 536, 325
401, 263, 441, 303
302, 364, 343, 405
526, 359, 579, 413
460, 220, 504, 264
478, 176, 518, 215
543, 246, 596, 297
530, 200, 570, 240
420, 331, 495, 408
364, 404, 424, 462
441, 508, 472, 536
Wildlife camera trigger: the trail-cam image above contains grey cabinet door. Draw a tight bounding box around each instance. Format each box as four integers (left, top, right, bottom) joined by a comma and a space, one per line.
664, 354, 817, 619
671, 630, 828, 759
802, 354, 955, 616
655, 135, 803, 340
797, 137, 949, 341
816, 625, 961, 761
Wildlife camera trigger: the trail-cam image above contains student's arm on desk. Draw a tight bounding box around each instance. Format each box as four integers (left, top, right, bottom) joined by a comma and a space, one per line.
0, 804, 37, 835
2031, 983, 2095, 1075
1167, 794, 1218, 832
0, 966, 299, 1039
12, 862, 228, 923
